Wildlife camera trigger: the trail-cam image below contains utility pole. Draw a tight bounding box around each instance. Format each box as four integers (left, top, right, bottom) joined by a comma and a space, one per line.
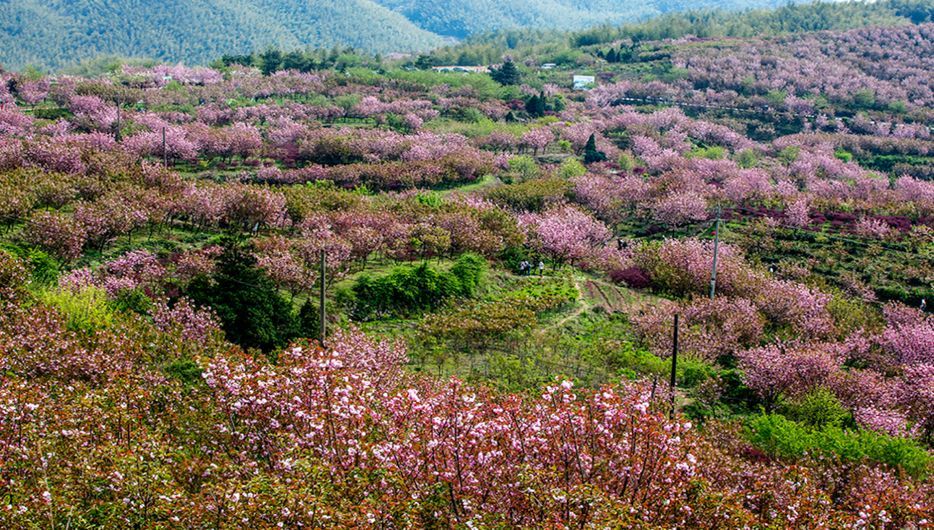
114, 103, 121, 142
709, 205, 722, 299
670, 314, 679, 417
319, 249, 326, 347
162, 127, 168, 168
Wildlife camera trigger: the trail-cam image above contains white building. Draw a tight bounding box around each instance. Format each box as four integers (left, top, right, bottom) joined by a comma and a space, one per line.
573, 75, 596, 91
431, 65, 490, 74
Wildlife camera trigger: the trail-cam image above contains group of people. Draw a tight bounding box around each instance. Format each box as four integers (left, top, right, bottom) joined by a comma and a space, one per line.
519, 260, 545, 276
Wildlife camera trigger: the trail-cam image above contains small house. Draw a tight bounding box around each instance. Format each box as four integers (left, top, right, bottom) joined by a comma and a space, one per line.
572, 75, 596, 91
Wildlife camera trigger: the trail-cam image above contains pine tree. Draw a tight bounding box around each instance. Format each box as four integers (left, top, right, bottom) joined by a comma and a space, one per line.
298, 298, 320, 341
260, 49, 283, 76
186, 238, 298, 353
525, 94, 541, 116
414, 55, 436, 70
583, 133, 607, 164
535, 91, 547, 116
490, 59, 521, 86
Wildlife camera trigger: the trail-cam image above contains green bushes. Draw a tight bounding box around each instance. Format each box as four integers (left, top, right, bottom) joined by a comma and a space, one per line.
483, 177, 571, 211
351, 254, 487, 319
780, 389, 851, 429
689, 145, 727, 160
418, 278, 578, 352
0, 243, 58, 286
557, 158, 587, 179
504, 156, 540, 182
450, 253, 487, 294
747, 414, 932, 479
39, 286, 115, 333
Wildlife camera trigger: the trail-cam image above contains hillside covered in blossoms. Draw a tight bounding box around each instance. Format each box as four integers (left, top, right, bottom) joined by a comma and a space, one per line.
0, 2, 932, 528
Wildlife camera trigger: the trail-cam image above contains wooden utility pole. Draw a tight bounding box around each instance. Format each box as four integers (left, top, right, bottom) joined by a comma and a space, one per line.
709, 205, 722, 299
670, 314, 679, 417
319, 249, 326, 346
114, 103, 121, 142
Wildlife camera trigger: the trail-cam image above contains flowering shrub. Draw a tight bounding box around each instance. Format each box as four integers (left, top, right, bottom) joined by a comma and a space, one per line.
203, 339, 698, 527
519, 205, 611, 266
633, 297, 764, 362
880, 303, 933, 366
21, 210, 87, 262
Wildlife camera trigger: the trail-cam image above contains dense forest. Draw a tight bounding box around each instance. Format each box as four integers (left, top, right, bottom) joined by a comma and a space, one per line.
0, 0, 444, 71
420, 0, 933, 66
0, 0, 886, 71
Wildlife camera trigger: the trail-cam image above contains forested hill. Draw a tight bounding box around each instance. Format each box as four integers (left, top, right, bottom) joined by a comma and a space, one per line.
0, 0, 824, 71
373, 0, 799, 39
0, 0, 445, 71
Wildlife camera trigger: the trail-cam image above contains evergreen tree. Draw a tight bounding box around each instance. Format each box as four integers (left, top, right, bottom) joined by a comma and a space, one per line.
583, 133, 607, 164
298, 298, 321, 341
525, 94, 540, 116
535, 91, 547, 116
186, 238, 298, 353
260, 49, 283, 76
525, 92, 547, 117
414, 54, 436, 70
490, 59, 521, 86
550, 94, 566, 112
282, 51, 314, 72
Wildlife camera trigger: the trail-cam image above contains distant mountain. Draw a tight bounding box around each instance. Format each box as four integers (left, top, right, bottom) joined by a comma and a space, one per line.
0, 0, 816, 70
0, 0, 444, 71
375, 0, 807, 39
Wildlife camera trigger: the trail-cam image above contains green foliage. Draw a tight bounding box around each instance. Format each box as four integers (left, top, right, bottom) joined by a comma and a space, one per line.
185, 239, 298, 353
557, 158, 587, 179
450, 253, 487, 294
852, 88, 877, 109
483, 177, 570, 211
689, 145, 727, 160
618, 152, 637, 171
780, 389, 851, 429
110, 288, 154, 316
1, 0, 924, 71
571, 0, 913, 47
164, 358, 204, 387
351, 254, 486, 320
297, 298, 321, 341
426, 118, 528, 138
834, 149, 854, 163
415, 191, 443, 209
778, 146, 801, 165
489, 59, 522, 86
0, 243, 58, 286
583, 134, 607, 164
505, 156, 540, 182
283, 182, 366, 221
0, 0, 444, 71
39, 286, 114, 333
525, 93, 546, 117
747, 414, 932, 479
735, 148, 759, 168
677, 356, 717, 388
499, 245, 532, 272
826, 290, 885, 338
419, 278, 578, 352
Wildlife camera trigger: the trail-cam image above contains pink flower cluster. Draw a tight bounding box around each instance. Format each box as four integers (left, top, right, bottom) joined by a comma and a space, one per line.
203, 331, 697, 526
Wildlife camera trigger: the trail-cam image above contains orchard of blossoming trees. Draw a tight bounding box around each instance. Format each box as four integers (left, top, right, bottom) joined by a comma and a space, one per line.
0, 11, 932, 527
